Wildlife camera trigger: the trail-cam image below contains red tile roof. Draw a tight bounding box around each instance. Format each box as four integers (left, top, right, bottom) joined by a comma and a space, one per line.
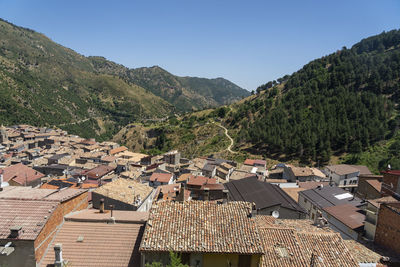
140, 201, 264, 254
40, 221, 144, 267
244, 159, 255, 166
109, 146, 128, 155
149, 172, 173, 183
0, 199, 58, 240
187, 175, 216, 186
2, 163, 44, 185
365, 179, 382, 193
83, 165, 114, 180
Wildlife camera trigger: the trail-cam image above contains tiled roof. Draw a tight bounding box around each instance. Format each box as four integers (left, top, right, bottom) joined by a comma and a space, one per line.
149, 172, 173, 183
0, 199, 58, 240
93, 178, 153, 205
365, 179, 382, 192
84, 165, 114, 179
140, 201, 264, 254
343, 240, 383, 264
325, 165, 360, 176
109, 146, 128, 155
0, 186, 86, 202
368, 196, 397, 208
297, 232, 358, 266
259, 227, 307, 267
350, 165, 372, 176
2, 163, 44, 185
255, 216, 358, 266
187, 175, 216, 186
65, 209, 149, 223
281, 187, 306, 202
244, 159, 255, 166
40, 221, 144, 267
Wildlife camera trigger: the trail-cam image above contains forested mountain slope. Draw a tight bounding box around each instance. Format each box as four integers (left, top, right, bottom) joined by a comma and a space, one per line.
228, 29, 400, 164
117, 30, 400, 168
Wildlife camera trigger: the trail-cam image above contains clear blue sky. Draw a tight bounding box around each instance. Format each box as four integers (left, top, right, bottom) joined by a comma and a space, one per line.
0, 0, 399, 90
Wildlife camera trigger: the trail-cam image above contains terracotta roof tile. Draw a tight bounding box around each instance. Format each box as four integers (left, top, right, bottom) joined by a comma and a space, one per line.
365, 179, 382, 192
149, 172, 173, 183
40, 221, 144, 267
140, 201, 264, 254
0, 199, 58, 240
2, 163, 44, 185
94, 179, 153, 205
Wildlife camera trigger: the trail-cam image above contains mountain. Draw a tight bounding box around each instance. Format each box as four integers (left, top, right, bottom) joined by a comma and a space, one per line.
115, 30, 400, 169
0, 18, 247, 140
89, 57, 250, 111
229, 29, 400, 165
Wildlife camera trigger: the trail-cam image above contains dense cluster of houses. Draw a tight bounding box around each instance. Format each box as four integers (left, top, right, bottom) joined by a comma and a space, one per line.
0, 124, 399, 266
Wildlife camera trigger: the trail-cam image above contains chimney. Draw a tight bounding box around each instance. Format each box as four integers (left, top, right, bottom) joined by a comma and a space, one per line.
99, 198, 105, 213
251, 203, 257, 217
9, 226, 22, 238
0, 172, 3, 191
222, 189, 229, 204
54, 243, 66, 267
204, 188, 210, 201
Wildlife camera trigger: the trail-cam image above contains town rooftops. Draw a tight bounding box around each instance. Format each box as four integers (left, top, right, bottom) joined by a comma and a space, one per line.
381, 169, 400, 175
350, 165, 372, 176
325, 164, 360, 175
149, 172, 173, 183
2, 163, 44, 185
40, 212, 146, 267
298, 181, 330, 190
244, 159, 266, 166
83, 165, 114, 179
0, 186, 86, 202
368, 196, 397, 208
0, 199, 58, 240
299, 185, 364, 209
93, 179, 153, 205
65, 208, 149, 223
187, 175, 216, 186
140, 201, 264, 254
323, 204, 365, 230
225, 177, 306, 213
109, 145, 128, 155
202, 163, 216, 172
365, 179, 382, 192
254, 216, 359, 267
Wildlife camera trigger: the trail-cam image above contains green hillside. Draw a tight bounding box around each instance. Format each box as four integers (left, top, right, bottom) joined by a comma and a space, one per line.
117, 30, 400, 170
230, 30, 400, 165
0, 18, 247, 140
89, 57, 249, 112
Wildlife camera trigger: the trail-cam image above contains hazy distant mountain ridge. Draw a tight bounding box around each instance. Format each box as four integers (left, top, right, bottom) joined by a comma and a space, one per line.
89, 57, 250, 112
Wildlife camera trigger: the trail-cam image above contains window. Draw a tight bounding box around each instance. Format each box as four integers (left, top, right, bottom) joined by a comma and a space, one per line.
343, 180, 347, 186
238, 255, 252, 267
311, 213, 315, 220
304, 198, 308, 203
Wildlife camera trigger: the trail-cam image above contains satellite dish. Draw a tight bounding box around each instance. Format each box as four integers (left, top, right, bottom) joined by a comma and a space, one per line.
81, 176, 86, 181
272, 210, 280, 219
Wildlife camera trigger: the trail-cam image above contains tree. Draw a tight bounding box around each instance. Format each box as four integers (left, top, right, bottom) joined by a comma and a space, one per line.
145, 252, 189, 267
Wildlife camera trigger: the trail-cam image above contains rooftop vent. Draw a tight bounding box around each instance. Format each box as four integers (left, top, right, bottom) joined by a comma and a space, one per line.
9, 226, 22, 238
